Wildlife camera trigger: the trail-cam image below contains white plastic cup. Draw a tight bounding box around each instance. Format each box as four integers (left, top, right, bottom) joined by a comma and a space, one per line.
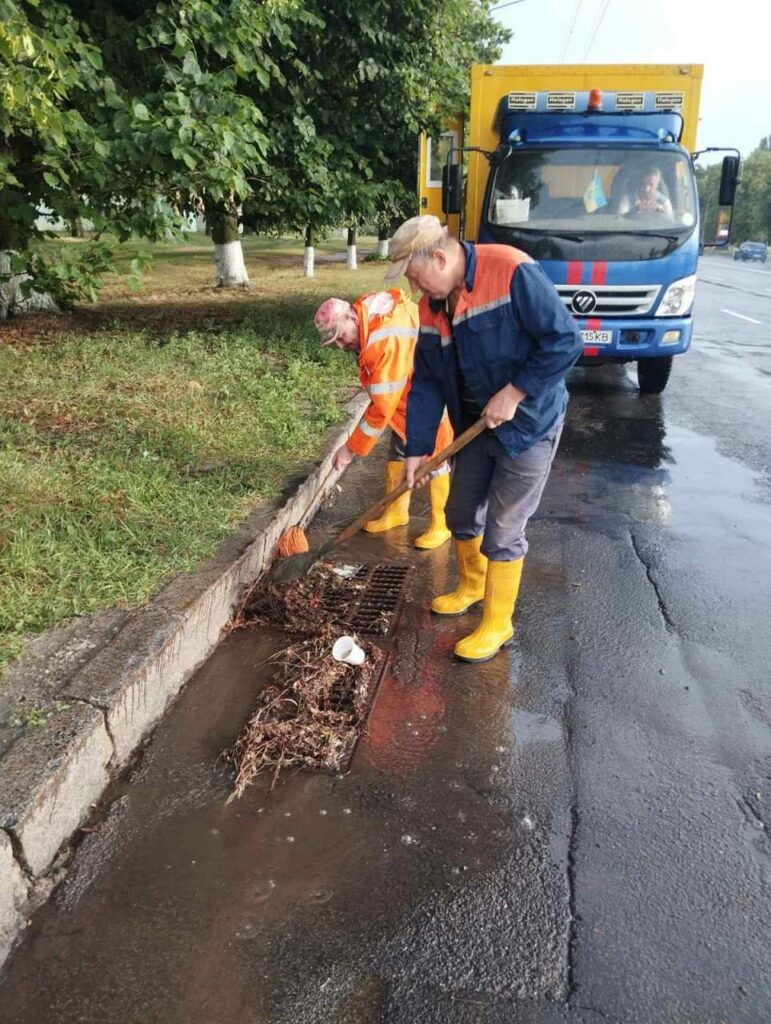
332, 635, 366, 666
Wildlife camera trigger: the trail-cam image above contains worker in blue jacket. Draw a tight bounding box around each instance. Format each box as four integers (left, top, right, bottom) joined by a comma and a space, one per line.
385, 214, 582, 663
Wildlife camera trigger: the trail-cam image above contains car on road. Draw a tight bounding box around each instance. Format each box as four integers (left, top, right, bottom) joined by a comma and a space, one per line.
734, 241, 767, 262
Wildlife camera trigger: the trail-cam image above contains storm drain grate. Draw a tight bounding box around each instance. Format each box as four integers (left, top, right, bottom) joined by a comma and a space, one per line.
341, 563, 412, 636
226, 564, 412, 787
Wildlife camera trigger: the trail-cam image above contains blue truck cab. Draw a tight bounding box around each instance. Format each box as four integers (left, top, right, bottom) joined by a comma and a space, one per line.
477, 88, 706, 393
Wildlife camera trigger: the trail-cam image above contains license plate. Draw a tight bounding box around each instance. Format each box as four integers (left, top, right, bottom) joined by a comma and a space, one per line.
581, 330, 612, 345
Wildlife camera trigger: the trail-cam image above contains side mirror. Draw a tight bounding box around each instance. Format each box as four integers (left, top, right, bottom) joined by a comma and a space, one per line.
442, 164, 462, 215
719, 155, 740, 207
490, 144, 513, 168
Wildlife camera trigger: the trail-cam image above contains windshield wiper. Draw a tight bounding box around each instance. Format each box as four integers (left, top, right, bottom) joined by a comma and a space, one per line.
532, 232, 585, 242
501, 227, 682, 243
585, 230, 682, 243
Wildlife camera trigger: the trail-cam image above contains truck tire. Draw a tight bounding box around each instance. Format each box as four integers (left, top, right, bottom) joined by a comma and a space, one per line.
637, 356, 673, 394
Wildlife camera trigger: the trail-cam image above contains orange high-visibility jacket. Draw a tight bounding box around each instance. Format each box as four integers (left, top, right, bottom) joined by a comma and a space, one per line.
347, 289, 452, 458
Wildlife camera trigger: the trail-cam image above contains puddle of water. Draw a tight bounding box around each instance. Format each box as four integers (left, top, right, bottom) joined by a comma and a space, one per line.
0, 448, 575, 1024
662, 425, 771, 527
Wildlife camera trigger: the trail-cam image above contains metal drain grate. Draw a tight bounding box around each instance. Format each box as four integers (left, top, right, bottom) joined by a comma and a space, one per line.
344, 563, 412, 636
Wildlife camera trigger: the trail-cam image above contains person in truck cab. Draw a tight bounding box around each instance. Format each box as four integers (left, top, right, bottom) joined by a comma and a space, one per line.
619, 165, 673, 217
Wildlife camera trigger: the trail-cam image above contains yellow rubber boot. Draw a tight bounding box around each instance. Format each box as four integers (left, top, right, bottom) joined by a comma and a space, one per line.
431, 537, 488, 616
453, 558, 523, 663
414, 472, 452, 550
364, 461, 411, 533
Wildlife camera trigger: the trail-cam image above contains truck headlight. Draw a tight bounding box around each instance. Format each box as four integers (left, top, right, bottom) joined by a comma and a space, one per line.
658, 275, 696, 317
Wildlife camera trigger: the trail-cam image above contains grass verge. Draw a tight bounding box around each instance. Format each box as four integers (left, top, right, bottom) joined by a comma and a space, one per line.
0, 240, 387, 671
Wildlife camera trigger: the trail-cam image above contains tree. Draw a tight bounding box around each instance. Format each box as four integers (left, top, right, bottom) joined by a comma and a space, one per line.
295, 1, 509, 230
243, 0, 509, 272
319, 0, 509, 260
695, 163, 721, 245
1, 0, 509, 309
0, 0, 106, 314
0, 0, 309, 309
731, 146, 771, 243
696, 140, 771, 247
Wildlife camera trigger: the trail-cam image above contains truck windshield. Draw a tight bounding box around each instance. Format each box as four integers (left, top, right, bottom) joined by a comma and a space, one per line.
486, 147, 697, 260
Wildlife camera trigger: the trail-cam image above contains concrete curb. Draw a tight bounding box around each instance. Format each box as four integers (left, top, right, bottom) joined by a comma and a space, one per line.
0, 830, 28, 968
0, 392, 368, 968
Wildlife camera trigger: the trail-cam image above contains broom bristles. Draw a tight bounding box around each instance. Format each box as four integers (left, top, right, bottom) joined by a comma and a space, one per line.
276, 526, 310, 559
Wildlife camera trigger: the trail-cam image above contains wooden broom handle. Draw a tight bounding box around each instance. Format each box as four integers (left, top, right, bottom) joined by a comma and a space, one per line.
333, 418, 487, 547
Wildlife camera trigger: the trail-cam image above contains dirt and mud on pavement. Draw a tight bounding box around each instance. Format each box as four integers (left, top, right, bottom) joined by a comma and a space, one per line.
0, 440, 574, 1024
1, 342, 771, 1023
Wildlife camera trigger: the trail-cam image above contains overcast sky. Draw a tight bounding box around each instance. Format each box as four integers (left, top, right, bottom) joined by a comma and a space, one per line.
495, 0, 769, 161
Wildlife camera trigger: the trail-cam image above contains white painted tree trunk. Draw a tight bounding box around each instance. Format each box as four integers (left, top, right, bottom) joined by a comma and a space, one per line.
377, 238, 389, 258
303, 246, 315, 277
0, 251, 58, 319
213, 240, 249, 287
346, 227, 357, 270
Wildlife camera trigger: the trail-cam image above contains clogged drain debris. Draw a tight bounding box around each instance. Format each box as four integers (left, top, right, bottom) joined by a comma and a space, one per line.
225, 623, 383, 798
230, 562, 370, 637
230, 562, 411, 638
224, 563, 410, 796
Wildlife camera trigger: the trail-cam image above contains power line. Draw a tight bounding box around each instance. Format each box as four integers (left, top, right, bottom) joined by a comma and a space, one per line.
560, 0, 584, 62
583, 0, 611, 60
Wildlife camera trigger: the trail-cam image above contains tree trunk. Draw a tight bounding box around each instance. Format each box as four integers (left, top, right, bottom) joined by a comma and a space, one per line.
304, 225, 315, 278
0, 251, 59, 320
0, 191, 58, 317
69, 217, 85, 239
377, 223, 389, 258
208, 200, 249, 287
346, 226, 357, 270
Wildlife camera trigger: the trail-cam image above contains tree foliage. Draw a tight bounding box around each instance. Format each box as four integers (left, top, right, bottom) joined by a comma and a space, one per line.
697, 138, 771, 245
244, 0, 509, 237
0, 0, 508, 305
731, 147, 771, 243
0, 0, 310, 301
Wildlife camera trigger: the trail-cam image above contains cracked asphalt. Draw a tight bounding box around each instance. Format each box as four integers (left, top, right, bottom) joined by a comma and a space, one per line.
0, 254, 770, 1023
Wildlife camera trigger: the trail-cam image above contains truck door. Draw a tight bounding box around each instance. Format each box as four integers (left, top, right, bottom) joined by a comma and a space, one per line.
418, 118, 463, 237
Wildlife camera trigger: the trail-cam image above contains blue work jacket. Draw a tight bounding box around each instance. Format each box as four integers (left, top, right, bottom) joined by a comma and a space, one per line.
405, 242, 583, 459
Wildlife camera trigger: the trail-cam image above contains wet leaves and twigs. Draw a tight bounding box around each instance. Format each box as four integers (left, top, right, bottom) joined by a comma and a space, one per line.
225, 623, 383, 798
228, 561, 390, 637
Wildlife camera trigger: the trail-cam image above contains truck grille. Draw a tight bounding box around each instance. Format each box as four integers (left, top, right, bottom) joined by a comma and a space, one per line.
556, 284, 661, 317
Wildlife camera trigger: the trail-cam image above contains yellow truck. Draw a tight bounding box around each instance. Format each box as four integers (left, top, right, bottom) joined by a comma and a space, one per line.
420, 64, 739, 393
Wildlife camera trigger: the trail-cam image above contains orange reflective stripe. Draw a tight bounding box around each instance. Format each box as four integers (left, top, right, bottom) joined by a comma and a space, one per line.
348, 422, 379, 457
454, 294, 511, 324
369, 378, 408, 395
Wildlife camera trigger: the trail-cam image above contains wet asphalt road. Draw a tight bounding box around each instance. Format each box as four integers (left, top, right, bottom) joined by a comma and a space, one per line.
1, 254, 770, 1023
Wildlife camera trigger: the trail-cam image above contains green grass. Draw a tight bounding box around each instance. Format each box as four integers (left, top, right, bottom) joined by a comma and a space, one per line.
0, 253, 387, 670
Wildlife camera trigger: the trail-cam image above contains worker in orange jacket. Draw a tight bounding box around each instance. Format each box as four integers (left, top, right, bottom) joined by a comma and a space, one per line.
314, 289, 453, 549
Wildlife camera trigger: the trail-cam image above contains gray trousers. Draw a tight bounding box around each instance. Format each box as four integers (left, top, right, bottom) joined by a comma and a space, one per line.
446, 422, 563, 561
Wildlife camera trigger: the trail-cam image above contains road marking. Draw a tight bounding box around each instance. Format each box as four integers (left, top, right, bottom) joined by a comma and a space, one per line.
730, 265, 771, 277
721, 308, 762, 325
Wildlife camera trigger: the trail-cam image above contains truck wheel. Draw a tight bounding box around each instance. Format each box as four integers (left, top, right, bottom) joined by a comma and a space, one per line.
637, 356, 673, 394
